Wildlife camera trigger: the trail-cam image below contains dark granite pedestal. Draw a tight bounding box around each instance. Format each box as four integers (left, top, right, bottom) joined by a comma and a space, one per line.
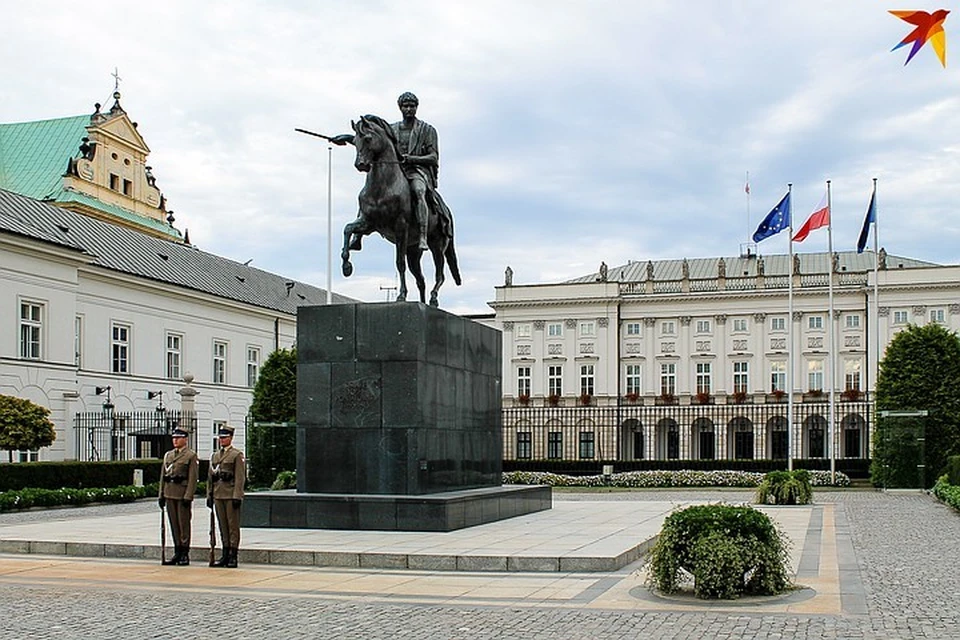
242, 302, 551, 532
242, 484, 552, 532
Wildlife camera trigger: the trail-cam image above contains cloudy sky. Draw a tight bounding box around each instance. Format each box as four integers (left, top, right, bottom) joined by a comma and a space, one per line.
3, 1, 959, 314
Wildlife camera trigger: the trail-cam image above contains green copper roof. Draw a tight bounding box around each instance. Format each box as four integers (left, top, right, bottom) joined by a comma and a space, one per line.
0, 114, 181, 240
0, 115, 90, 199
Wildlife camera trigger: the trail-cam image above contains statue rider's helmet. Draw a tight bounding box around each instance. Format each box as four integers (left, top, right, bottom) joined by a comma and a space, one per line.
397, 92, 419, 107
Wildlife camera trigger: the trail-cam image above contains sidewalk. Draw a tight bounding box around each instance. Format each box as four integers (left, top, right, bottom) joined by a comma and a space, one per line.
0, 500, 690, 572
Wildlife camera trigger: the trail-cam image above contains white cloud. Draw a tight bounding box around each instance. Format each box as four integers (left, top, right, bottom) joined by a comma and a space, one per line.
4, 1, 960, 312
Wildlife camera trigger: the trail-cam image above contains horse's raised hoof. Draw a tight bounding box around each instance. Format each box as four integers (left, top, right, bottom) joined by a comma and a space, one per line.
429, 294, 439, 307
342, 260, 353, 277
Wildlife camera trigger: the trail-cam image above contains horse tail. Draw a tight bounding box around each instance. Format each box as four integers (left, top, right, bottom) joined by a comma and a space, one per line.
445, 238, 462, 285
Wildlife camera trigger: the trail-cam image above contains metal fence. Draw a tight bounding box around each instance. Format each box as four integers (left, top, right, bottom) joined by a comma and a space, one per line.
74, 410, 198, 461
502, 399, 872, 464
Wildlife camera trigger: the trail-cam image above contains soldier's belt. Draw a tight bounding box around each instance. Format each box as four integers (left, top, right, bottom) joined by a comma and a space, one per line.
163, 475, 186, 484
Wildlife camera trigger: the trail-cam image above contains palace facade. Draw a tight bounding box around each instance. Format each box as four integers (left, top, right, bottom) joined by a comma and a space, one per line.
490, 251, 960, 470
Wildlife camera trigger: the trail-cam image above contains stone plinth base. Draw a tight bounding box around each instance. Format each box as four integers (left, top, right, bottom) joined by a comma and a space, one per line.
241, 484, 551, 532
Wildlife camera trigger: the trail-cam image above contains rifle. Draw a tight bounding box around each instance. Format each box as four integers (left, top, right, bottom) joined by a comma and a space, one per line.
160, 502, 167, 564
209, 502, 217, 567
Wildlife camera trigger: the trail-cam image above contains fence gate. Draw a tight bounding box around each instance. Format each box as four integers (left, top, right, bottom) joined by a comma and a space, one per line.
74, 410, 198, 461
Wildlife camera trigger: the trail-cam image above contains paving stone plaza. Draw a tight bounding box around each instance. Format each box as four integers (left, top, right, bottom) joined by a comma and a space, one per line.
0, 490, 956, 639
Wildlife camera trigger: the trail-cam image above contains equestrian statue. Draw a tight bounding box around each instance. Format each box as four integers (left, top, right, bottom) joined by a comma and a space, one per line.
319, 92, 460, 307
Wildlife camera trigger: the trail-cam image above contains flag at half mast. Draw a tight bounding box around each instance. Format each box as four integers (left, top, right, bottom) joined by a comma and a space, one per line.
793, 192, 830, 242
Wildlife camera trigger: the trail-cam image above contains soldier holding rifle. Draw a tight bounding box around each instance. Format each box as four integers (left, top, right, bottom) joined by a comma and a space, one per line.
158, 427, 198, 566
207, 425, 246, 568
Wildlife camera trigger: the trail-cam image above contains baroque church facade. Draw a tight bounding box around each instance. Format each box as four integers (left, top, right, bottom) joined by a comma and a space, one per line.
1, 93, 345, 462
490, 251, 960, 471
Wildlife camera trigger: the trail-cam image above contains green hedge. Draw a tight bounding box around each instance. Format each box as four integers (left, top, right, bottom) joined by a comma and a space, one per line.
932, 476, 960, 512
0, 460, 210, 492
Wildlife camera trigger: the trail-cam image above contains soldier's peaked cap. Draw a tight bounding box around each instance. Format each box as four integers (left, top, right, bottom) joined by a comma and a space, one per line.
217, 425, 235, 437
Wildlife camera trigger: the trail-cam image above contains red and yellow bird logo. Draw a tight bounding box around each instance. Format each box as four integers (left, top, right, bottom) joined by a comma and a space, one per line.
890, 9, 949, 67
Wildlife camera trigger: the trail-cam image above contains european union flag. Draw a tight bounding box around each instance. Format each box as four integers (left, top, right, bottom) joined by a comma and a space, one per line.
857, 190, 876, 254
753, 192, 791, 242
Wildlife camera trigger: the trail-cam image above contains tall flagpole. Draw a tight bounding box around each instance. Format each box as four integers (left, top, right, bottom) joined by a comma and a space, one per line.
827, 180, 836, 483
746, 171, 751, 242
326, 145, 333, 305
787, 183, 795, 471
871, 178, 880, 455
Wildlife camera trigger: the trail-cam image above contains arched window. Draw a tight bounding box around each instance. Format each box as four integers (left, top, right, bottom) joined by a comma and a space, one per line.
729, 417, 754, 460
692, 417, 715, 460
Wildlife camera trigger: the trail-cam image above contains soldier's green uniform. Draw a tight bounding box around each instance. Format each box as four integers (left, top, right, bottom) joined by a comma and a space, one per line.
159, 427, 199, 566
207, 425, 246, 568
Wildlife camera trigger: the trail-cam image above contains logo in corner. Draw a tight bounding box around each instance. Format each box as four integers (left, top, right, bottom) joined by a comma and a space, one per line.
890, 9, 949, 67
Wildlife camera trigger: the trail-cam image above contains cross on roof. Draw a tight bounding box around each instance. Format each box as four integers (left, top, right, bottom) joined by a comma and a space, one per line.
112, 67, 122, 92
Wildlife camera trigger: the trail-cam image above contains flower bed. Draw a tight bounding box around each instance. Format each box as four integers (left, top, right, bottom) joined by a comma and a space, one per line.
503, 469, 850, 488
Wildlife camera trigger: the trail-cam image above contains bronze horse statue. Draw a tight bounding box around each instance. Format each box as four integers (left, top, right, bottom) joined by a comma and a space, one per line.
341, 115, 460, 306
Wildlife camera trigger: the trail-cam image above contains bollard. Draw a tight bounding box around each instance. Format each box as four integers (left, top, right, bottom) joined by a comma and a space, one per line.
133, 469, 144, 487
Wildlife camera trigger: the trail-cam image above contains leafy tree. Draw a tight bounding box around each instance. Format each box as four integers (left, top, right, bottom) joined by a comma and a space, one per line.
247, 348, 297, 486
0, 395, 57, 462
249, 348, 297, 422
872, 324, 960, 488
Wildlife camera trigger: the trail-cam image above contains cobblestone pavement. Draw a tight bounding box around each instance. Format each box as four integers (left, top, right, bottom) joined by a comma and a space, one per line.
0, 490, 956, 639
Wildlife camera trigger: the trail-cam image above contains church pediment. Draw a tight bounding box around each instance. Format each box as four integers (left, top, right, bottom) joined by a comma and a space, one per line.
90, 112, 150, 155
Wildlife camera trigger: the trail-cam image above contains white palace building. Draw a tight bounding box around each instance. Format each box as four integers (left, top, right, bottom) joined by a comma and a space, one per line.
490, 251, 960, 473
1, 93, 347, 462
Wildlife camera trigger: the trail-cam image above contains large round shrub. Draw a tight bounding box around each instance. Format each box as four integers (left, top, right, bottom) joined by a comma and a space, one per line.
646, 504, 792, 599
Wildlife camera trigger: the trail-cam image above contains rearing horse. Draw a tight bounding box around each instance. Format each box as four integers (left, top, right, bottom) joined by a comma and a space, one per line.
341, 115, 460, 306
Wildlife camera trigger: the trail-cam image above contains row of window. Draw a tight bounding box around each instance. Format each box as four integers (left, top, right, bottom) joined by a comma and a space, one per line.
18, 301, 261, 387
514, 309, 948, 342
517, 359, 862, 397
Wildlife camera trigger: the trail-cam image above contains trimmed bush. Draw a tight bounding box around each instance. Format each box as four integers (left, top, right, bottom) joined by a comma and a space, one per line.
270, 470, 297, 490
503, 469, 849, 489
932, 475, 960, 512
756, 469, 813, 505
646, 504, 792, 599
943, 456, 960, 486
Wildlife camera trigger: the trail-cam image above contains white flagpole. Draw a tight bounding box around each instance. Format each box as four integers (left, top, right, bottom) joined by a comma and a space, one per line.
871, 178, 880, 455
787, 183, 794, 471
827, 180, 836, 483
746, 171, 751, 241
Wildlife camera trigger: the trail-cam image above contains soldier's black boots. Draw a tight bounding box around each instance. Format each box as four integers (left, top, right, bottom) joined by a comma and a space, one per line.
162, 547, 181, 565
211, 548, 230, 567
226, 548, 238, 568
177, 546, 190, 565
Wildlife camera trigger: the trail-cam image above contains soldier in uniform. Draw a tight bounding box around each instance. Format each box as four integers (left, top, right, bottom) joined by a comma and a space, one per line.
158, 427, 199, 566
207, 425, 246, 568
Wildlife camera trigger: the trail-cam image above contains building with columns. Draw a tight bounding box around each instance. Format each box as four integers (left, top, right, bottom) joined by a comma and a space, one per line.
490, 250, 959, 470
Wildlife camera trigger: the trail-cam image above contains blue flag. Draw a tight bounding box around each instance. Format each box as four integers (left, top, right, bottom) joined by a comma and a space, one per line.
857, 190, 876, 254
753, 192, 791, 242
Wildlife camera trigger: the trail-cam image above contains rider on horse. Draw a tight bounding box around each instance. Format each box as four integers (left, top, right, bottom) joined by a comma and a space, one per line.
333, 92, 453, 252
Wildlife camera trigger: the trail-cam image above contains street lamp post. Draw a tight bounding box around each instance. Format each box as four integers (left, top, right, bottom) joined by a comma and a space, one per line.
296, 127, 346, 305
